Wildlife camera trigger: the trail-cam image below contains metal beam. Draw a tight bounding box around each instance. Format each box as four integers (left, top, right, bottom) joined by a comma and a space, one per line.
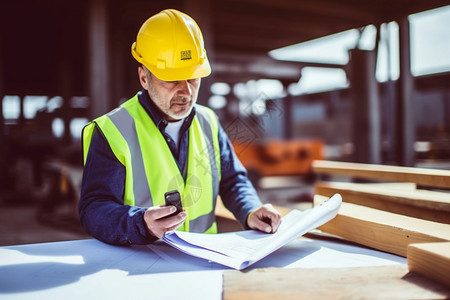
212, 52, 344, 84
232, 0, 376, 22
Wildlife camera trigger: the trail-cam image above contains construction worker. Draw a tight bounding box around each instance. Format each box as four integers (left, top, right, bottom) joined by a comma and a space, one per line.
79, 9, 281, 245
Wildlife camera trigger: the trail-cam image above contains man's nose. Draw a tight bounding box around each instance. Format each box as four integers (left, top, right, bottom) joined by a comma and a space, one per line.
177, 80, 192, 97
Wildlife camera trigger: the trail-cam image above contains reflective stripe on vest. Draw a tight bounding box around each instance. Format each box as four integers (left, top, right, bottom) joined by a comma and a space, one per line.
82, 94, 221, 233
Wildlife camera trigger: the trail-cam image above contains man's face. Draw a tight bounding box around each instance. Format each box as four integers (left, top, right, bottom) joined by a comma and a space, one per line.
140, 67, 201, 121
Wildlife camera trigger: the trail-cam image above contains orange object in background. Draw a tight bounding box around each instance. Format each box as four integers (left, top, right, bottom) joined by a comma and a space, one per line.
232, 139, 324, 187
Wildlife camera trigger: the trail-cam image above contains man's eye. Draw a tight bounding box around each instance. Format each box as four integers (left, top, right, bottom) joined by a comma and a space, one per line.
164, 81, 178, 87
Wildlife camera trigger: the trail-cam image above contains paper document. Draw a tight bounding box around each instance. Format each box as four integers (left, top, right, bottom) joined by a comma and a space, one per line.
162, 193, 342, 270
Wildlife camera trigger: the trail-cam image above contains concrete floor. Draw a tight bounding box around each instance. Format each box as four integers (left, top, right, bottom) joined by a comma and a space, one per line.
0, 176, 313, 247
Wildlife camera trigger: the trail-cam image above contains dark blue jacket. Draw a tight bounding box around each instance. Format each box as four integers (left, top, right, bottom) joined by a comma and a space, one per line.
79, 90, 262, 245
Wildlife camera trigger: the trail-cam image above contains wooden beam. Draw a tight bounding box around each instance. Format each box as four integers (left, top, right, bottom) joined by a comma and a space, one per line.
315, 181, 450, 224
223, 265, 450, 299
314, 195, 450, 257
312, 160, 450, 189
408, 242, 450, 288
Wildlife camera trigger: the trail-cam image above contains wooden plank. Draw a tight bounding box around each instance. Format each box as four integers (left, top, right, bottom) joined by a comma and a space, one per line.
312, 160, 450, 189
223, 265, 450, 299
314, 195, 450, 257
315, 181, 450, 224
408, 242, 450, 288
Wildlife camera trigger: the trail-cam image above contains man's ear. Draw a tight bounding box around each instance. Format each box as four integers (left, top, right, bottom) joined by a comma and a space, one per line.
138, 66, 150, 90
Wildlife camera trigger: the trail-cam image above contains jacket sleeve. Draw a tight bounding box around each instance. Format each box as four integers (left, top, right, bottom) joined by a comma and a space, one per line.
217, 123, 263, 229
79, 125, 157, 245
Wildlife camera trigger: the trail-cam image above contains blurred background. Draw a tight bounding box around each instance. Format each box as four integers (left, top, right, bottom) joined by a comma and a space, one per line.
0, 0, 449, 246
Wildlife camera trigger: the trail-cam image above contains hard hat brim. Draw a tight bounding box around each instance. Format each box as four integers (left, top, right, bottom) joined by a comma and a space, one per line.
131, 42, 211, 82
150, 56, 212, 82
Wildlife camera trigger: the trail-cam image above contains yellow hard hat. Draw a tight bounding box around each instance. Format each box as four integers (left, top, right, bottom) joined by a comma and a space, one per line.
131, 9, 211, 81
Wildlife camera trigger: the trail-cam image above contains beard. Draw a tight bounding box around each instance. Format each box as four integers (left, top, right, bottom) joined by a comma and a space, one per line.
147, 85, 196, 121
168, 96, 194, 120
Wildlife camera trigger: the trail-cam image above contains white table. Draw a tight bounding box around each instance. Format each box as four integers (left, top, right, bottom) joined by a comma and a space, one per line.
0, 237, 406, 300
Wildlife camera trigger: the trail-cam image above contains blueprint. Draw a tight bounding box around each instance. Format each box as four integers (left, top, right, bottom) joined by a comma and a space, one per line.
161, 193, 342, 269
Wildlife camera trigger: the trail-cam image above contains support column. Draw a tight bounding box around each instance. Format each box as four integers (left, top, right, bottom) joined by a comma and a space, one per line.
397, 17, 415, 166
184, 0, 214, 107
281, 81, 293, 139
445, 92, 450, 134
349, 48, 381, 164
383, 23, 397, 165
89, 0, 111, 119
0, 25, 5, 190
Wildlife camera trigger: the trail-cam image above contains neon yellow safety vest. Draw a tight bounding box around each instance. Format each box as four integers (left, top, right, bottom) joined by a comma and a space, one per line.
82, 94, 221, 233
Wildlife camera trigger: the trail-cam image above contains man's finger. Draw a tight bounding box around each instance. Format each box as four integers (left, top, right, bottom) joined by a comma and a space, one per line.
165, 213, 187, 231
148, 205, 177, 220
259, 207, 281, 232
267, 214, 281, 232
159, 211, 187, 228
252, 217, 273, 233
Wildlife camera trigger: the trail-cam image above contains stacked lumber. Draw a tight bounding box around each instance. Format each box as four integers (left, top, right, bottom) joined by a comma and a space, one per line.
313, 160, 450, 189
407, 242, 450, 288
312, 160, 450, 287
313, 194, 450, 257
315, 181, 450, 224
223, 265, 450, 300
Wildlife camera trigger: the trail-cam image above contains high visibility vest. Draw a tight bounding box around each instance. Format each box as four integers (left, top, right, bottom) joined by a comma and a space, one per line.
82, 94, 221, 233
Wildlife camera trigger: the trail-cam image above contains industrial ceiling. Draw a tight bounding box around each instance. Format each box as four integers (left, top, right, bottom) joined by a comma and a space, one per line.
1, 0, 449, 96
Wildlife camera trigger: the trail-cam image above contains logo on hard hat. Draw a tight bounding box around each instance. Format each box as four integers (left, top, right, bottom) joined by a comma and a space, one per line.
181, 50, 192, 60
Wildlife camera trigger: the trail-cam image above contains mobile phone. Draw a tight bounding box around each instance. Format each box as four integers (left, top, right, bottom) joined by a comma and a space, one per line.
164, 190, 183, 218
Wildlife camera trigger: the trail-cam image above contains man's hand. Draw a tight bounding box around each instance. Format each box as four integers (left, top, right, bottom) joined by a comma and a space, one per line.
247, 204, 281, 233
143, 205, 187, 239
